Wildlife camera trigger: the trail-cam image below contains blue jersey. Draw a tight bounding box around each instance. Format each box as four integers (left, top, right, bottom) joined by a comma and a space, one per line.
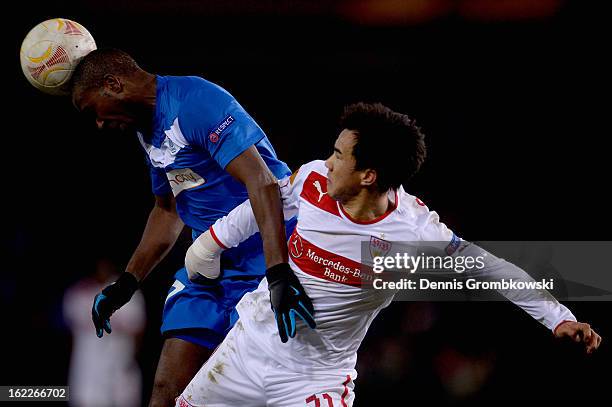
135, 76, 293, 345
137, 75, 290, 235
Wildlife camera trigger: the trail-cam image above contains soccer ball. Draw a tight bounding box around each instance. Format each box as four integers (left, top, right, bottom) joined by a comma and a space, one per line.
20, 18, 96, 96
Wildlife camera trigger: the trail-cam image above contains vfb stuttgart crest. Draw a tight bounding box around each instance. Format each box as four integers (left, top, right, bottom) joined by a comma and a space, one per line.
289, 232, 304, 258
369, 236, 392, 259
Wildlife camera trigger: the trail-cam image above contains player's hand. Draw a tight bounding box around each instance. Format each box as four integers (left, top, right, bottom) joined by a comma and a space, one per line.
185, 229, 224, 283
266, 263, 316, 343
91, 272, 138, 338
554, 320, 602, 354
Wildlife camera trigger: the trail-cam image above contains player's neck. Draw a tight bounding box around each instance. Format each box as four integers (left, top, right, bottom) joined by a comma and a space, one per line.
126, 72, 157, 132
341, 189, 391, 222
131, 72, 157, 109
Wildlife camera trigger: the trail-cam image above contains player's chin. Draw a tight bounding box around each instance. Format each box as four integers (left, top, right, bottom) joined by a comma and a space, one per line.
327, 179, 335, 194
327, 187, 340, 201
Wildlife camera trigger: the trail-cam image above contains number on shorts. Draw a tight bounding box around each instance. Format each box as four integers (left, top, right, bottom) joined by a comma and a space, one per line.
165, 280, 185, 303
306, 394, 334, 407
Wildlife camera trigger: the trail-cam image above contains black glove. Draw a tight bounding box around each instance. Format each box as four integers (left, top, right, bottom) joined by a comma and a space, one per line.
91, 272, 138, 338
266, 263, 316, 343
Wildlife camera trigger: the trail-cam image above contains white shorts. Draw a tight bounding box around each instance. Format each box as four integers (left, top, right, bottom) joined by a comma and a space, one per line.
176, 320, 356, 407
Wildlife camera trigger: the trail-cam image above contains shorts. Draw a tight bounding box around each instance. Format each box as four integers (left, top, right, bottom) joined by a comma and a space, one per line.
176, 320, 357, 407
162, 268, 261, 348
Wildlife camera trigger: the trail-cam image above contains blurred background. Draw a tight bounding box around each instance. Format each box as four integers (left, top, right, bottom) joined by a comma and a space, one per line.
4, 0, 611, 405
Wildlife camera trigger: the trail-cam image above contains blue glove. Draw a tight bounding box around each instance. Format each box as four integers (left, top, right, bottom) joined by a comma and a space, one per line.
266, 263, 316, 343
92, 272, 138, 338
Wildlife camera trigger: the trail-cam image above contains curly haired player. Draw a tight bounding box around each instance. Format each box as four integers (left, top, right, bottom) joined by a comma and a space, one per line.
177, 103, 601, 407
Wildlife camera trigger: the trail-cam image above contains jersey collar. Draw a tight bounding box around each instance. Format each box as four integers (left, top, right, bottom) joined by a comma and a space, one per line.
338, 189, 399, 225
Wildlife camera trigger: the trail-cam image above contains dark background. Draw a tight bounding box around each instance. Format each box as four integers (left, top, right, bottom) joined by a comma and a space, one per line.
4, 0, 611, 405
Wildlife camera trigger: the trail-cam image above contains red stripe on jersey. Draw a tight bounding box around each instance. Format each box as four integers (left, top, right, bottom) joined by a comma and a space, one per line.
300, 171, 340, 217
341, 375, 351, 407
209, 226, 229, 250
289, 229, 373, 287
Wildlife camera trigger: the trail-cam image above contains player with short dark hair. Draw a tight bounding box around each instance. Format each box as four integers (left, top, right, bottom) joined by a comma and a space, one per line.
178, 102, 601, 406
72, 48, 140, 97
340, 102, 426, 192
71, 48, 314, 407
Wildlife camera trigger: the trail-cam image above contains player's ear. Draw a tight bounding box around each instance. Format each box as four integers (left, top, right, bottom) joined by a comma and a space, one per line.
361, 168, 377, 187
102, 74, 123, 94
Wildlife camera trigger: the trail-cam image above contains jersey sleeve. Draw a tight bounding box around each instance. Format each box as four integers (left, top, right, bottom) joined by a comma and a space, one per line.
277, 166, 305, 220
459, 242, 577, 332
417, 203, 576, 332
418, 208, 461, 255
178, 90, 266, 169
210, 165, 306, 248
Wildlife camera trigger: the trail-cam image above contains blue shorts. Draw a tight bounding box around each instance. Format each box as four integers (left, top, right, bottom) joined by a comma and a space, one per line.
162, 217, 297, 349
161, 268, 262, 348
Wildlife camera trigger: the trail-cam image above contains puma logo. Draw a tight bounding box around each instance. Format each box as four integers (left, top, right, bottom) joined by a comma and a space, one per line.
313, 180, 327, 202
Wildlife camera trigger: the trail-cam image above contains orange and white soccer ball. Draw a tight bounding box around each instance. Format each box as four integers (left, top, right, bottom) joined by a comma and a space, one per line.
20, 18, 96, 96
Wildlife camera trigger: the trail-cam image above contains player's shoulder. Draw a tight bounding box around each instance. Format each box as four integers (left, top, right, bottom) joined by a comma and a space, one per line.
290, 160, 328, 187
397, 186, 429, 214
296, 160, 328, 179
164, 75, 233, 104
396, 187, 456, 242
163, 76, 235, 132
395, 186, 438, 226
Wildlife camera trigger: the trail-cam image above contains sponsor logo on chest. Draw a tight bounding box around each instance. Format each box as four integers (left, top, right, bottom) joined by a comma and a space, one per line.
289, 230, 374, 287
166, 168, 206, 196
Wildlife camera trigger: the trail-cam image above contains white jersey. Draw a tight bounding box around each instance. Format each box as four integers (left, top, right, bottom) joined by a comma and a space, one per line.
211, 160, 576, 375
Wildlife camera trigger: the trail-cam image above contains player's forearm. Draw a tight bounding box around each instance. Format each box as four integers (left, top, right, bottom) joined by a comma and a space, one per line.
461, 242, 576, 330
125, 204, 184, 282
245, 176, 288, 268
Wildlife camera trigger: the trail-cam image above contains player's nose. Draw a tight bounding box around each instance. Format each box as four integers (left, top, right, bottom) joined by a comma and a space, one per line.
325, 156, 333, 171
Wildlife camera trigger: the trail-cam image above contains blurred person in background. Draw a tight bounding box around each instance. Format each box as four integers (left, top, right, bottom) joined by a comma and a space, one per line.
63, 258, 145, 407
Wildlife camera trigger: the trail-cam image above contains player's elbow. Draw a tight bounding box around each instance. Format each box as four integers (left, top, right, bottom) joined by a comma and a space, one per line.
246, 172, 280, 196
154, 193, 178, 212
